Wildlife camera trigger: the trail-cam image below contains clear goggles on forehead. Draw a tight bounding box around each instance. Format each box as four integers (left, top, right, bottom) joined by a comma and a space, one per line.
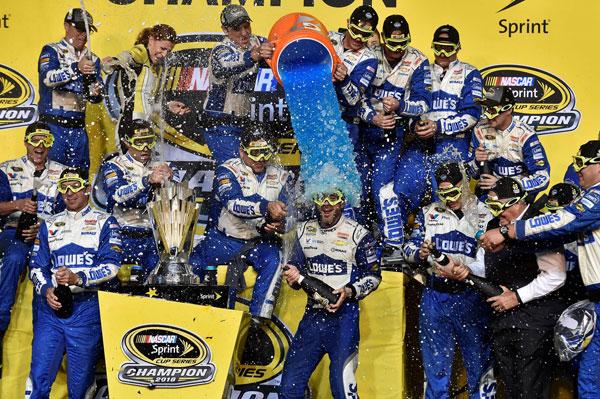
125, 133, 157, 151
485, 195, 522, 217
25, 130, 55, 148
57, 176, 88, 194
572, 155, 600, 172
242, 144, 274, 162
383, 33, 411, 52
347, 23, 374, 42
483, 104, 513, 120
313, 190, 344, 207
436, 186, 462, 203
431, 41, 460, 57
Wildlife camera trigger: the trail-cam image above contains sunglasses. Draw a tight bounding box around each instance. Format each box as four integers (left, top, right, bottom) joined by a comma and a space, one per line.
242, 144, 274, 162
431, 41, 460, 57
57, 176, 88, 194
437, 186, 462, 203
313, 191, 344, 207
383, 33, 411, 52
125, 134, 157, 151
25, 130, 54, 148
572, 155, 600, 172
347, 23, 374, 42
483, 104, 513, 120
485, 195, 522, 217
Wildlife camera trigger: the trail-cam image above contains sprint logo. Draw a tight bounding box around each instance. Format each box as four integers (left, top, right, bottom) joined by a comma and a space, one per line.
497, 0, 526, 12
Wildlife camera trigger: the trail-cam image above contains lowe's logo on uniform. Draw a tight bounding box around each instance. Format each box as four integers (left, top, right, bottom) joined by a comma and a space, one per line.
433, 231, 477, 258
527, 213, 561, 228
55, 253, 94, 267
233, 203, 256, 216
308, 262, 345, 275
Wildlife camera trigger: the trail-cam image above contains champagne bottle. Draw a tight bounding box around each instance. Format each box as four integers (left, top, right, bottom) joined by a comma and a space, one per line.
430, 246, 503, 297
284, 266, 340, 306
15, 189, 38, 241
53, 284, 73, 318
479, 160, 491, 176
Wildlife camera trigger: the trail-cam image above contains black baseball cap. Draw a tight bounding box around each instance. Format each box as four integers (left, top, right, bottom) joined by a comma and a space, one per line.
25, 121, 51, 137
382, 15, 409, 38
547, 182, 581, 209
220, 4, 252, 28
125, 119, 153, 139
350, 5, 378, 29
240, 122, 273, 148
479, 86, 516, 107
64, 8, 97, 33
578, 140, 600, 158
434, 163, 463, 186
491, 177, 525, 200
433, 24, 459, 45
60, 167, 89, 183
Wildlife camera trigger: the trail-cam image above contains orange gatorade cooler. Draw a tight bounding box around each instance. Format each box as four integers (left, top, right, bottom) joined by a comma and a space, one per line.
267, 13, 340, 85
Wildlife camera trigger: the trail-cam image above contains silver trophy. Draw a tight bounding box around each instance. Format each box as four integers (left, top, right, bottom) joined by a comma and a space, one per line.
145, 183, 201, 285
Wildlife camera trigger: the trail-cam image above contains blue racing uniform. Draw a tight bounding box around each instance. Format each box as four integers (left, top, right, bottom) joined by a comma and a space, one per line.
0, 157, 66, 333
38, 39, 102, 170
280, 216, 381, 399
469, 118, 550, 198
404, 199, 493, 399
379, 60, 482, 248
97, 152, 159, 278
359, 44, 431, 242
28, 205, 121, 399
203, 36, 267, 164
190, 157, 292, 318
514, 182, 600, 398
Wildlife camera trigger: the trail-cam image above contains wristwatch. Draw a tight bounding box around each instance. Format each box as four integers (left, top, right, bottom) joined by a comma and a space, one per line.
499, 225, 510, 240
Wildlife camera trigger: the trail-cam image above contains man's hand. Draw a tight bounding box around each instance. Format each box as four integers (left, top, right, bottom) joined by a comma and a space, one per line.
474, 146, 489, 162
167, 101, 191, 116
372, 113, 396, 129
326, 287, 350, 313
433, 255, 459, 279
283, 264, 300, 286
78, 57, 95, 75
480, 229, 506, 252
263, 221, 285, 235
478, 174, 498, 190
89, 82, 102, 97
333, 63, 348, 82
251, 42, 275, 61
267, 201, 287, 221
21, 221, 40, 242
45, 287, 61, 310
418, 240, 432, 261
414, 119, 436, 139
55, 267, 79, 286
149, 164, 173, 185
14, 198, 37, 214
451, 263, 471, 281
382, 97, 400, 113
487, 285, 519, 312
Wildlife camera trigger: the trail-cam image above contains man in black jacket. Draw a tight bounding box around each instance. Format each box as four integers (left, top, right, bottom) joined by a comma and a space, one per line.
454, 177, 567, 398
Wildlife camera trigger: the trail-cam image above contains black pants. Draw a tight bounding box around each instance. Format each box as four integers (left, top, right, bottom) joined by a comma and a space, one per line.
492, 327, 556, 399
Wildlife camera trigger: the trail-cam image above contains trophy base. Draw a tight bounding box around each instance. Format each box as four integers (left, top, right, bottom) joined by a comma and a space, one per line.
144, 254, 201, 286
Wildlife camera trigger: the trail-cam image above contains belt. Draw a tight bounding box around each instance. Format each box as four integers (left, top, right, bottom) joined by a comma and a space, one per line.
430, 278, 466, 294
342, 116, 360, 125
40, 114, 85, 128
121, 229, 153, 239
588, 290, 600, 303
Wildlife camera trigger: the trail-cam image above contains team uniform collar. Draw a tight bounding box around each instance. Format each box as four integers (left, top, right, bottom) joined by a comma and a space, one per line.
20, 155, 48, 177
318, 215, 345, 232
66, 204, 92, 219
59, 38, 88, 58
124, 152, 149, 168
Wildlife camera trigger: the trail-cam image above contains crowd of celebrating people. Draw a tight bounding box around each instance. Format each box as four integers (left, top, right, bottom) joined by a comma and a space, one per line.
0, 4, 598, 399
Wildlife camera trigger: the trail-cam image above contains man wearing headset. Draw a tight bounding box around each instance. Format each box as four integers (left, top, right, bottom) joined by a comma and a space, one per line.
97, 119, 172, 280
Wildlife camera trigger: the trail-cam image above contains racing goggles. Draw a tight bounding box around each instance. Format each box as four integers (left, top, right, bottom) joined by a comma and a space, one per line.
483, 104, 514, 120
431, 41, 460, 57
383, 33, 411, 52
242, 144, 274, 162
25, 130, 54, 148
572, 155, 600, 172
347, 23, 374, 42
485, 195, 523, 217
313, 190, 344, 207
57, 176, 88, 194
125, 134, 157, 151
437, 186, 462, 203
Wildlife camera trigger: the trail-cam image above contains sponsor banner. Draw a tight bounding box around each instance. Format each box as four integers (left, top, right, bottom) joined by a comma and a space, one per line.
0, 64, 37, 130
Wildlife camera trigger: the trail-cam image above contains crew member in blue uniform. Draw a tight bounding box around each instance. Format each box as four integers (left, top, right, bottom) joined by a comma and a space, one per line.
97, 119, 172, 279
0, 122, 66, 368
28, 168, 122, 399
280, 189, 381, 399
470, 86, 550, 198
190, 126, 291, 319
403, 163, 493, 399
37, 8, 102, 170
481, 140, 600, 398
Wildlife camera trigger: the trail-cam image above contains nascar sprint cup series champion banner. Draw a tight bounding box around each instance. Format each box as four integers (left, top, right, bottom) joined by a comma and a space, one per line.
0, 0, 598, 398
